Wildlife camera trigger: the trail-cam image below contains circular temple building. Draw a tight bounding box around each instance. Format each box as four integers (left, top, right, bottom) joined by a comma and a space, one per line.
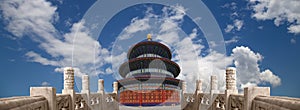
118, 34, 182, 106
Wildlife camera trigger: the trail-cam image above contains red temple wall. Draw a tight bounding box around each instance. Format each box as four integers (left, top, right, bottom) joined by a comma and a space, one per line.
119, 89, 180, 106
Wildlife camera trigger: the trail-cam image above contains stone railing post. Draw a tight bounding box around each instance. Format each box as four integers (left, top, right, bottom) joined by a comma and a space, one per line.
182, 81, 187, 94
97, 79, 104, 94
113, 81, 118, 94
97, 79, 105, 110
81, 75, 90, 107
243, 87, 270, 110
62, 67, 75, 110
210, 75, 219, 106
225, 67, 238, 110
210, 75, 219, 94
30, 87, 56, 110
196, 80, 202, 94
81, 75, 90, 94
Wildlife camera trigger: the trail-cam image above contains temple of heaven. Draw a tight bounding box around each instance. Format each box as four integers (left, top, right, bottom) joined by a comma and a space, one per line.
118, 34, 183, 106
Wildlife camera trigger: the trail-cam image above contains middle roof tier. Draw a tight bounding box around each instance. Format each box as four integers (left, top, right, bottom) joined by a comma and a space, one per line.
119, 57, 180, 78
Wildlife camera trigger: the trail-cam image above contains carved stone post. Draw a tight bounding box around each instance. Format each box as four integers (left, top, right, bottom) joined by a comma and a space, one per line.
225, 67, 238, 110
243, 87, 270, 110
210, 75, 219, 106
182, 81, 187, 94
210, 76, 218, 92
113, 81, 118, 94
96, 79, 105, 110
30, 87, 56, 110
226, 67, 238, 92
81, 75, 90, 94
97, 79, 104, 94
81, 75, 90, 107
62, 67, 75, 110
196, 80, 203, 94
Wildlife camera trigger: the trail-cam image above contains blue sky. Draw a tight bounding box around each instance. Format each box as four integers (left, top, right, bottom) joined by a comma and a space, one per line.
0, 0, 299, 98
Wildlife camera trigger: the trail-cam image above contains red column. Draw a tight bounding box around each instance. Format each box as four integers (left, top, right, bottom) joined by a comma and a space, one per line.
162, 89, 165, 103
139, 91, 142, 106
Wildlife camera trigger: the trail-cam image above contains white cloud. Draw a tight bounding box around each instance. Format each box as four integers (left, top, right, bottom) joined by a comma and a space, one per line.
0, 0, 111, 77
288, 25, 300, 34
118, 18, 151, 40
258, 26, 264, 30
234, 19, 244, 31
232, 46, 281, 88
225, 19, 244, 33
241, 82, 257, 89
126, 18, 150, 34
225, 36, 239, 45
249, 0, 300, 34
291, 38, 297, 44
162, 4, 186, 21
225, 25, 234, 33
222, 2, 244, 34
260, 69, 281, 87
41, 81, 51, 86
26, 51, 59, 66
232, 46, 262, 85
0, 0, 57, 39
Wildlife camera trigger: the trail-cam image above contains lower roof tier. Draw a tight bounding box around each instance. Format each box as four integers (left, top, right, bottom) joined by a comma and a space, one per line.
117, 76, 182, 89
119, 57, 180, 78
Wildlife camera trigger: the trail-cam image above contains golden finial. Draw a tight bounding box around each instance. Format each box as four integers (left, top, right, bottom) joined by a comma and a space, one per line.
147, 34, 152, 41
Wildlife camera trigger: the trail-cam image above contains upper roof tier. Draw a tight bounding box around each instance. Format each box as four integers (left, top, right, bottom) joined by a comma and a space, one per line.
127, 41, 172, 60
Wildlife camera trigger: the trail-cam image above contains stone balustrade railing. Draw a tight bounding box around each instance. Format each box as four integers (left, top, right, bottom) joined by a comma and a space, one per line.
228, 94, 244, 110
252, 96, 300, 110
74, 93, 88, 110
56, 94, 72, 110
0, 96, 48, 110
1, 67, 300, 110
89, 93, 101, 108
212, 94, 226, 110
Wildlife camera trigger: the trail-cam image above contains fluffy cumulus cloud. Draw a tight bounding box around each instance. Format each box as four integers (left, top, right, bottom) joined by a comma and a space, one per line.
232, 46, 281, 88
249, 0, 300, 34
0, 0, 110, 77
0, 0, 58, 39
259, 69, 281, 87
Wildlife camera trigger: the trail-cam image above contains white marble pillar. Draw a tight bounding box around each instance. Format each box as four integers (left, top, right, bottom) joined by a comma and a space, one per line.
62, 67, 75, 110
182, 81, 187, 93
30, 87, 56, 110
210, 76, 218, 93
225, 67, 238, 110
81, 75, 90, 94
210, 75, 219, 105
243, 87, 270, 110
225, 67, 238, 93
63, 67, 74, 91
97, 79, 104, 94
113, 81, 118, 94
196, 80, 202, 94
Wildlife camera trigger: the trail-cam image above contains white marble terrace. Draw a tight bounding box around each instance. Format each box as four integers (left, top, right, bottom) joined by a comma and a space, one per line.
0, 67, 299, 110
